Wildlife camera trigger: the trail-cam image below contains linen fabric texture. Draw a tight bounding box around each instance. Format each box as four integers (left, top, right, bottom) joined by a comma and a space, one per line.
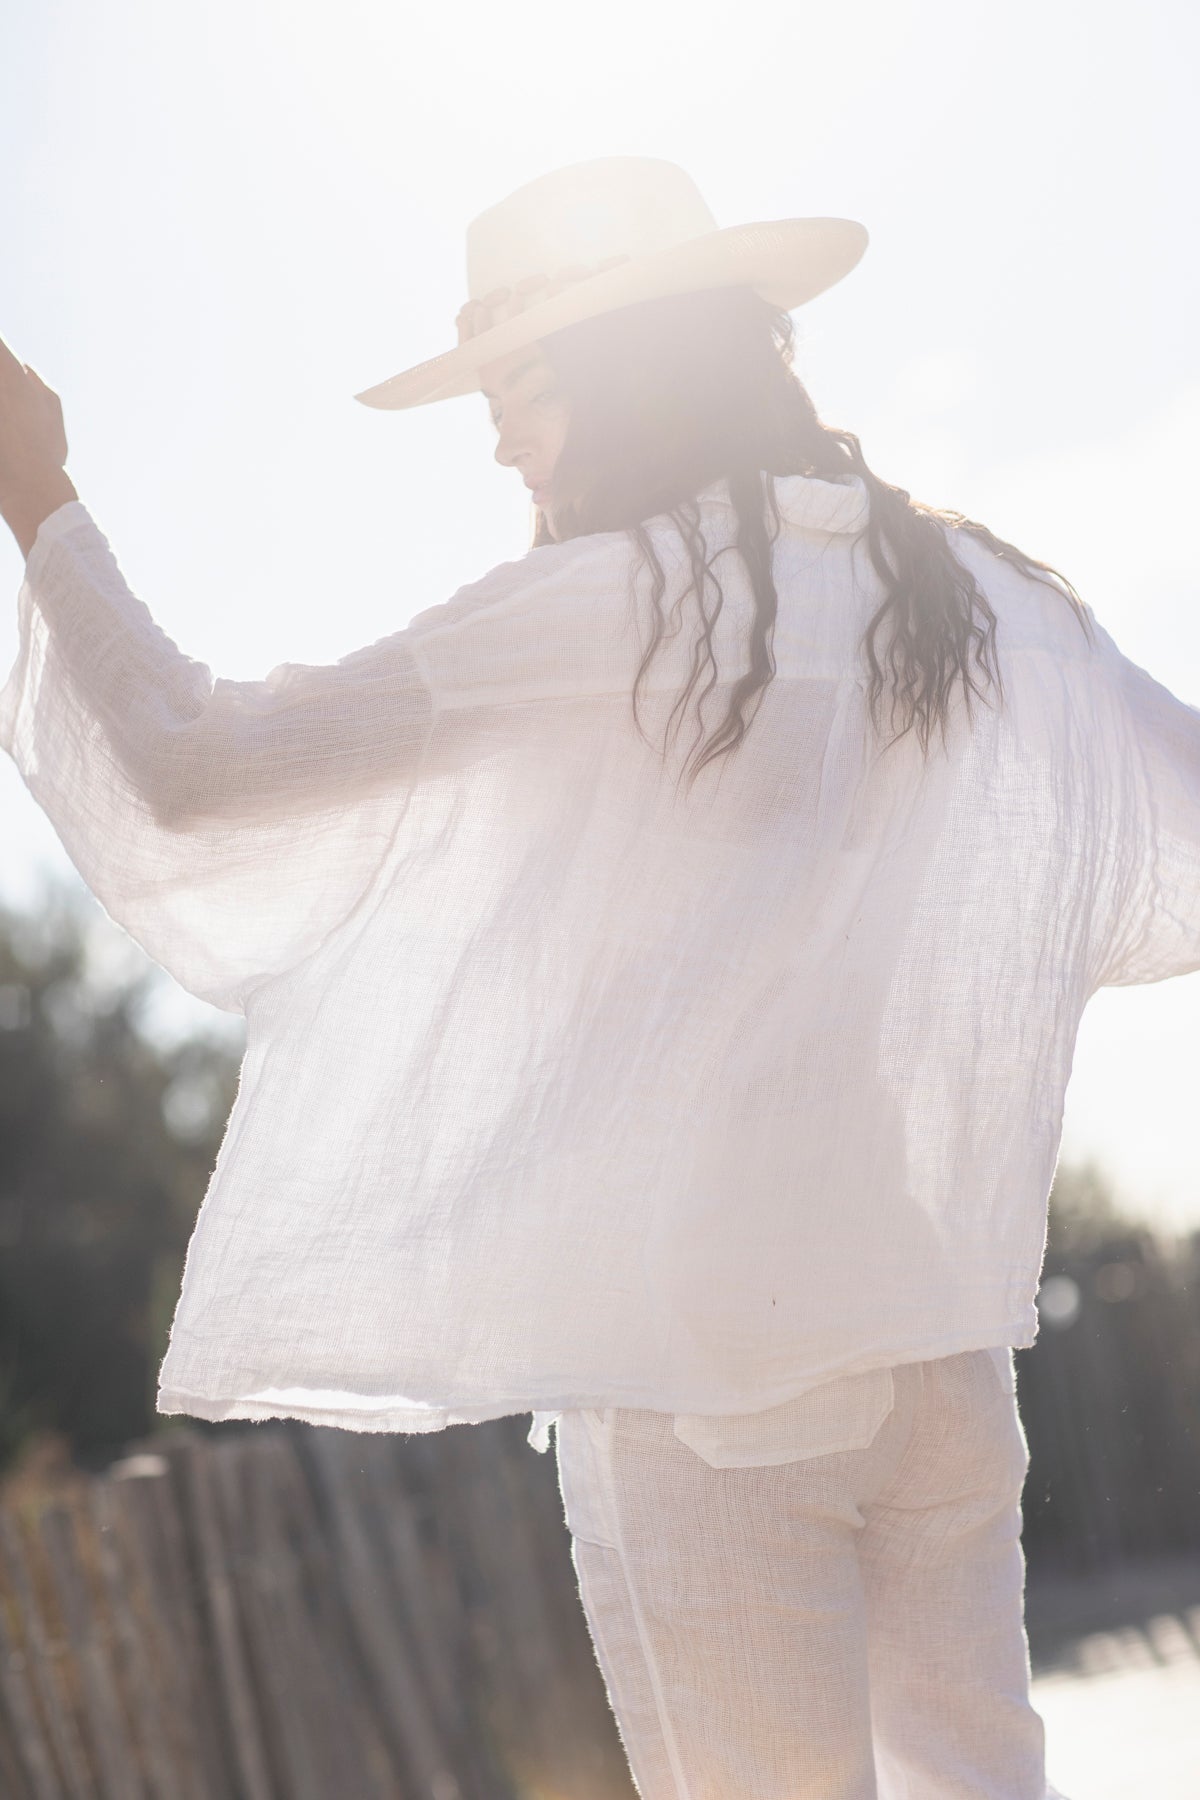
2, 476, 1194, 1447
554, 1346, 1075, 1800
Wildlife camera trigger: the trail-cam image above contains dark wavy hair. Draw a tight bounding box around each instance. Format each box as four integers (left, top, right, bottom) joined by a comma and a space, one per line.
528, 286, 1093, 791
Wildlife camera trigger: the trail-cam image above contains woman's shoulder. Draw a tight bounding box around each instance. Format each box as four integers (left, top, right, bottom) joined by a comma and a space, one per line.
932, 514, 1106, 670
404, 527, 634, 649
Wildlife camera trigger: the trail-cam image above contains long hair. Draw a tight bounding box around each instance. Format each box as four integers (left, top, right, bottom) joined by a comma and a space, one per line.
529, 286, 1093, 791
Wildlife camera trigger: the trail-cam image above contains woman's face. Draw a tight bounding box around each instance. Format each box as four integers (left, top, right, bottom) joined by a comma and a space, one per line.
479, 343, 570, 538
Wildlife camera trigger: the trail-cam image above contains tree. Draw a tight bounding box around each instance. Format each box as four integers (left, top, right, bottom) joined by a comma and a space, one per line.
0, 882, 241, 1471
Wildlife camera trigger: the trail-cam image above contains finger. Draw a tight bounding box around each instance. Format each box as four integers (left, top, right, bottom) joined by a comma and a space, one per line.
0, 335, 28, 383
23, 366, 63, 418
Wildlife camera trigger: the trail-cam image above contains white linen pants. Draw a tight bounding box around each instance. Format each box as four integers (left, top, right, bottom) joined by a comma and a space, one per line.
554, 1347, 1071, 1800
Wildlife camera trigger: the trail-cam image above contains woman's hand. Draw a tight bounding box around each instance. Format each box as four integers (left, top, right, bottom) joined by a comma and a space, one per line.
0, 334, 79, 558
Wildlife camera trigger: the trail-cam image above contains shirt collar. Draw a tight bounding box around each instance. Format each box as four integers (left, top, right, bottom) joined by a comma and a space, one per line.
695, 472, 870, 536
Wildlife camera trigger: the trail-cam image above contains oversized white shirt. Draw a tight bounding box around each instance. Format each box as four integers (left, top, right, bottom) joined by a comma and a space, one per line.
3, 474, 1196, 1457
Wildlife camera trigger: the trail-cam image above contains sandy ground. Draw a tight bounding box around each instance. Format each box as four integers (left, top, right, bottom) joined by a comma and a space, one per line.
1026, 1554, 1200, 1800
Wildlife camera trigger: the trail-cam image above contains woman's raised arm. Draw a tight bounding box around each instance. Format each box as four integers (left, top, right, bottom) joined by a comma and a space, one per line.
1, 499, 436, 1012
0, 340, 437, 1012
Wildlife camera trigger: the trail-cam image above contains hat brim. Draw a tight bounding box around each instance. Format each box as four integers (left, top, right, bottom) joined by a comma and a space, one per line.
353, 216, 868, 412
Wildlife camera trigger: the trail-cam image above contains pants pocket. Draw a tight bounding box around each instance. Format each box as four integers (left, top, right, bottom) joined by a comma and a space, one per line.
672, 1366, 897, 1469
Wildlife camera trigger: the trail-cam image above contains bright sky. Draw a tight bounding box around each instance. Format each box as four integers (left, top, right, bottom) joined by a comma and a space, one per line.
2, 0, 1198, 1232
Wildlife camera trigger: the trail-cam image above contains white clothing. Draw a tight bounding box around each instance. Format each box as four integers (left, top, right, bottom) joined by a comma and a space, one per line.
554, 1348, 1075, 1799
2, 477, 1194, 1450
535, 1357, 903, 1461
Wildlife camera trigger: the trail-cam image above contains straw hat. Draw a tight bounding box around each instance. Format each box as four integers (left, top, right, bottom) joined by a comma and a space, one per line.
354, 156, 868, 411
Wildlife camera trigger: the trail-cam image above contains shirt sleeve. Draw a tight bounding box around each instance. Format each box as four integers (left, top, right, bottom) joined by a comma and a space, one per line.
1098, 638, 1200, 987
0, 502, 436, 1013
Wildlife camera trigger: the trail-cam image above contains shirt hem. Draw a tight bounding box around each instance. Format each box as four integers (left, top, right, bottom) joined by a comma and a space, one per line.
158, 1315, 1039, 1451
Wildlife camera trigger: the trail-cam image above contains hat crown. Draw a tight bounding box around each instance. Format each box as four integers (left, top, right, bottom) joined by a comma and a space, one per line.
465, 157, 718, 303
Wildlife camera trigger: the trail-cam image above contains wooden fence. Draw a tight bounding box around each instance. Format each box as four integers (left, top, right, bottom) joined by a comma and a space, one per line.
0, 1416, 636, 1800
4, 1272, 1200, 1797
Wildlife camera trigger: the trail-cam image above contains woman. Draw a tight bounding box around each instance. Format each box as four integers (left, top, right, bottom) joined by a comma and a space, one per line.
3, 153, 1187, 1798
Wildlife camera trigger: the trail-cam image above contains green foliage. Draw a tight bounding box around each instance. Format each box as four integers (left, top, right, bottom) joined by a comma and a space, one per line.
0, 885, 241, 1472
1047, 1157, 1145, 1256
1020, 1157, 1200, 1570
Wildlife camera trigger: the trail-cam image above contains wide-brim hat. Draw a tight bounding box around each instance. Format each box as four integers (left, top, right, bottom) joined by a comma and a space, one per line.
354, 156, 869, 412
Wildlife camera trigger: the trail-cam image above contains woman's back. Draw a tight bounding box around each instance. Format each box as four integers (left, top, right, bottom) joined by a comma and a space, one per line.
6, 470, 1176, 1440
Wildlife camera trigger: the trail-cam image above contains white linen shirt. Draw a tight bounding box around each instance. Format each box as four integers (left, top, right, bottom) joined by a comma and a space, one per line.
3, 474, 1196, 1456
